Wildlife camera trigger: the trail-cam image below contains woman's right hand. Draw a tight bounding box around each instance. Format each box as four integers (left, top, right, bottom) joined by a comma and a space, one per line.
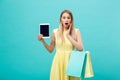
38, 34, 44, 42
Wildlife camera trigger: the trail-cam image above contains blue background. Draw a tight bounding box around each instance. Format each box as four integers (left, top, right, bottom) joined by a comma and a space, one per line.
0, 0, 120, 80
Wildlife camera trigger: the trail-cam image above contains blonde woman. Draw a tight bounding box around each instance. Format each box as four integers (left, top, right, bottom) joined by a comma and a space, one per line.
38, 10, 83, 80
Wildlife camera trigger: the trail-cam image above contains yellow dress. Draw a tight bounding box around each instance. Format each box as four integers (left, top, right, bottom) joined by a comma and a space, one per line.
50, 29, 81, 80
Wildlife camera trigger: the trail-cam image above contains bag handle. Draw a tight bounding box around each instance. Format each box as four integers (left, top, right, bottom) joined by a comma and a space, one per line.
74, 45, 85, 51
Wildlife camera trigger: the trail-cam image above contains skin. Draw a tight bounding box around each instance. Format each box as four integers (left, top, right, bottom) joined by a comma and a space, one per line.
38, 12, 83, 53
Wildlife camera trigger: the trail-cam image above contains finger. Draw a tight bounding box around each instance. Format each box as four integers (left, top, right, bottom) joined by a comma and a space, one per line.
70, 23, 72, 28
38, 34, 42, 40
41, 34, 43, 37
69, 24, 72, 31
38, 35, 40, 40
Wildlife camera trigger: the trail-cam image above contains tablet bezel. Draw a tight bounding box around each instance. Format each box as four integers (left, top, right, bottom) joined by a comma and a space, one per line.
39, 23, 50, 38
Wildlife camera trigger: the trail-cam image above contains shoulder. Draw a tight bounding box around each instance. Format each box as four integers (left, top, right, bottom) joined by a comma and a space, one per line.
74, 28, 81, 33
53, 28, 59, 33
75, 28, 79, 31
74, 28, 82, 37
52, 28, 59, 37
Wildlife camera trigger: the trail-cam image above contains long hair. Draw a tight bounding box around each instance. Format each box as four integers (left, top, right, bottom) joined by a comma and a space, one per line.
58, 10, 76, 42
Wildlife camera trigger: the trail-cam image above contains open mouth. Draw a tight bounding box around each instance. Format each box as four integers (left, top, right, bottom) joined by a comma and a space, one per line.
65, 23, 68, 25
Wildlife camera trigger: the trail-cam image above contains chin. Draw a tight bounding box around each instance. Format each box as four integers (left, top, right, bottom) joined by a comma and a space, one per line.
63, 24, 69, 29
65, 26, 69, 29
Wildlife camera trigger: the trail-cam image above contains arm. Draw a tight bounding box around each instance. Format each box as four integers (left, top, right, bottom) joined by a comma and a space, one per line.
38, 32, 55, 53
67, 29, 83, 51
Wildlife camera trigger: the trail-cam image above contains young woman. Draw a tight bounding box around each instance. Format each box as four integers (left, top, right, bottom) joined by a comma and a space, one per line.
38, 10, 83, 80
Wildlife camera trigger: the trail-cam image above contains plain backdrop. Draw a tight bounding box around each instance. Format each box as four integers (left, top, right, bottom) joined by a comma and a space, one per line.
0, 0, 120, 80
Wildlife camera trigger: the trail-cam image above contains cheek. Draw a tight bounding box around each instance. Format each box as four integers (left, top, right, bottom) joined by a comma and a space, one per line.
61, 19, 66, 24
68, 18, 71, 22
68, 20, 72, 23
61, 19, 63, 22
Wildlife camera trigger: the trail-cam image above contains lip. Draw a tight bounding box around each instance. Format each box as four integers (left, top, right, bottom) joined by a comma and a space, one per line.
65, 23, 68, 25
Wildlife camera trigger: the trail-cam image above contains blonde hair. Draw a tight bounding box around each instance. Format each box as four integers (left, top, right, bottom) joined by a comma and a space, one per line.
57, 10, 76, 42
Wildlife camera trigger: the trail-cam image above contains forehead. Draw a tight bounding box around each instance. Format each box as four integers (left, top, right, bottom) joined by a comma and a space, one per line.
62, 12, 71, 17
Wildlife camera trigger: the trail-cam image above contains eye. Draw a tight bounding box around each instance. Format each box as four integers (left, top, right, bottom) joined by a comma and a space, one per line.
63, 16, 66, 19
67, 17, 71, 19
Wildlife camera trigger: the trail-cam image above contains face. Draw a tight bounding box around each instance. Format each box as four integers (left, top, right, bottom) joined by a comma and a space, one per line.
61, 12, 72, 29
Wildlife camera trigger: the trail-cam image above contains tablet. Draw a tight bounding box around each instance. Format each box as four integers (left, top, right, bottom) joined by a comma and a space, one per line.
39, 23, 50, 38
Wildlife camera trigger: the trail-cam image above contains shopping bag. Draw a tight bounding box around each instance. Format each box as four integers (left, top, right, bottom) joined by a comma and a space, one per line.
84, 51, 94, 78
66, 50, 94, 78
66, 50, 87, 77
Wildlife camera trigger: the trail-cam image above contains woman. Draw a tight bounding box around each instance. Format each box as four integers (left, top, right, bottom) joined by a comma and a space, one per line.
38, 10, 83, 80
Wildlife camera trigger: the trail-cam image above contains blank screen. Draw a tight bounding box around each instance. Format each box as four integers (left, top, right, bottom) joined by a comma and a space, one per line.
40, 25, 49, 37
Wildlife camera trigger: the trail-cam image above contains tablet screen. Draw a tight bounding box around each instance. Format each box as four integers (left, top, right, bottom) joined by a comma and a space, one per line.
40, 23, 49, 38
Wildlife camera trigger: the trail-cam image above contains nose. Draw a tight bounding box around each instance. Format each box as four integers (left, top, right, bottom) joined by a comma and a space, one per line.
65, 19, 68, 22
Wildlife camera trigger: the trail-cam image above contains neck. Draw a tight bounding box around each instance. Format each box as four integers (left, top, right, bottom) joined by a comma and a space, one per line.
64, 27, 69, 31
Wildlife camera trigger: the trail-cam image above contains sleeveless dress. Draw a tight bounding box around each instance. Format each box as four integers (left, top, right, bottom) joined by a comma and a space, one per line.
50, 28, 81, 80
